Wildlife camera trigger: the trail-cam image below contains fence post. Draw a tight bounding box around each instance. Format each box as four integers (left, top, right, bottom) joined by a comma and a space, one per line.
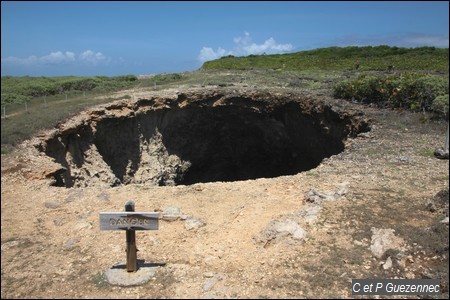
445, 121, 449, 153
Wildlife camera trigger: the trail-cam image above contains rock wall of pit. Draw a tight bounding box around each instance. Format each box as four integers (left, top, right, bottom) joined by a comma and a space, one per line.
35, 91, 370, 187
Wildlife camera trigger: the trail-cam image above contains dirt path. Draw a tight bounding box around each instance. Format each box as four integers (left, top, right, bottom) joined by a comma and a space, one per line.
1, 90, 448, 299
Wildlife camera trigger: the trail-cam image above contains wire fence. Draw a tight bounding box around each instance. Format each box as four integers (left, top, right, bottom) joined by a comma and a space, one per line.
1, 90, 113, 120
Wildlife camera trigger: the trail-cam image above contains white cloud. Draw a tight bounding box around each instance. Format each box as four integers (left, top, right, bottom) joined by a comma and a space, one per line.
234, 32, 294, 55
198, 47, 231, 62
79, 50, 109, 65
198, 32, 294, 62
1, 50, 110, 67
40, 51, 76, 65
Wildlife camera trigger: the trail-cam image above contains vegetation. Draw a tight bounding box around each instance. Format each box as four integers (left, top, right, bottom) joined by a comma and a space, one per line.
202, 46, 448, 71
432, 94, 449, 117
152, 73, 182, 82
332, 73, 449, 116
137, 73, 183, 88
1, 92, 123, 153
1, 75, 138, 104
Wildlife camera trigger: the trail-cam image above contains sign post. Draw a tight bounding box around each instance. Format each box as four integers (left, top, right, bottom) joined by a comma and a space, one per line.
125, 201, 137, 272
99, 201, 160, 272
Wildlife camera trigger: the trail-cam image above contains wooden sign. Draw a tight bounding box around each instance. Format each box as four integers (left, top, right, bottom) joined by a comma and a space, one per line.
99, 212, 160, 231
100, 201, 160, 272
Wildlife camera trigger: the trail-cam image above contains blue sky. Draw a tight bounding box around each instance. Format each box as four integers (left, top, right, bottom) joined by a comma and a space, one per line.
1, 1, 448, 76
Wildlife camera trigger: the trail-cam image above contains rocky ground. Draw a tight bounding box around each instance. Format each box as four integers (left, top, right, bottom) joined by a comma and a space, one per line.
1, 83, 448, 299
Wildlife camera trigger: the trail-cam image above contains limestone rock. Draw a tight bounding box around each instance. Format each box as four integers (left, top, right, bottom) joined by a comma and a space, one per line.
370, 228, 406, 259
185, 217, 206, 231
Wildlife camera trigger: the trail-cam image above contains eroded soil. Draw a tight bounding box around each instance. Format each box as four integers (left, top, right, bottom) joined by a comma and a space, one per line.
1, 86, 448, 299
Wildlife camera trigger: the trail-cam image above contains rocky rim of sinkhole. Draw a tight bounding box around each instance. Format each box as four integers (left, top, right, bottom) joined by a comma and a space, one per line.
31, 89, 370, 188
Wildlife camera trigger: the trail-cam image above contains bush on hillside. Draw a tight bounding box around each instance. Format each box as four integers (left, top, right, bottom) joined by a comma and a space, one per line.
1, 75, 139, 104
152, 73, 182, 82
432, 94, 449, 118
333, 73, 449, 114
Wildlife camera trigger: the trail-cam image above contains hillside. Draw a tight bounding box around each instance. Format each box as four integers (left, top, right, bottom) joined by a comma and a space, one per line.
201, 45, 449, 71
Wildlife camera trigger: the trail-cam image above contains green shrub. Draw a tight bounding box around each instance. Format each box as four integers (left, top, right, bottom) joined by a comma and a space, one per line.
1, 93, 31, 104
115, 74, 138, 82
432, 94, 449, 117
152, 73, 182, 82
333, 73, 448, 114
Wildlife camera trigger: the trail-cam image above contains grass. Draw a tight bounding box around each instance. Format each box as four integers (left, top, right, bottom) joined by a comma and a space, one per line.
365, 147, 379, 157
417, 147, 436, 158
304, 171, 320, 177
1, 92, 120, 149
90, 272, 109, 288
1, 75, 138, 103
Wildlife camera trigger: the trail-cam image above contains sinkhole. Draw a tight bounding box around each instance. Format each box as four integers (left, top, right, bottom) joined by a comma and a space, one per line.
38, 91, 370, 188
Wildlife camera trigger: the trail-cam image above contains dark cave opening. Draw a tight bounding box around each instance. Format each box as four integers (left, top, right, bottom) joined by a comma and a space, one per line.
40, 94, 369, 187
